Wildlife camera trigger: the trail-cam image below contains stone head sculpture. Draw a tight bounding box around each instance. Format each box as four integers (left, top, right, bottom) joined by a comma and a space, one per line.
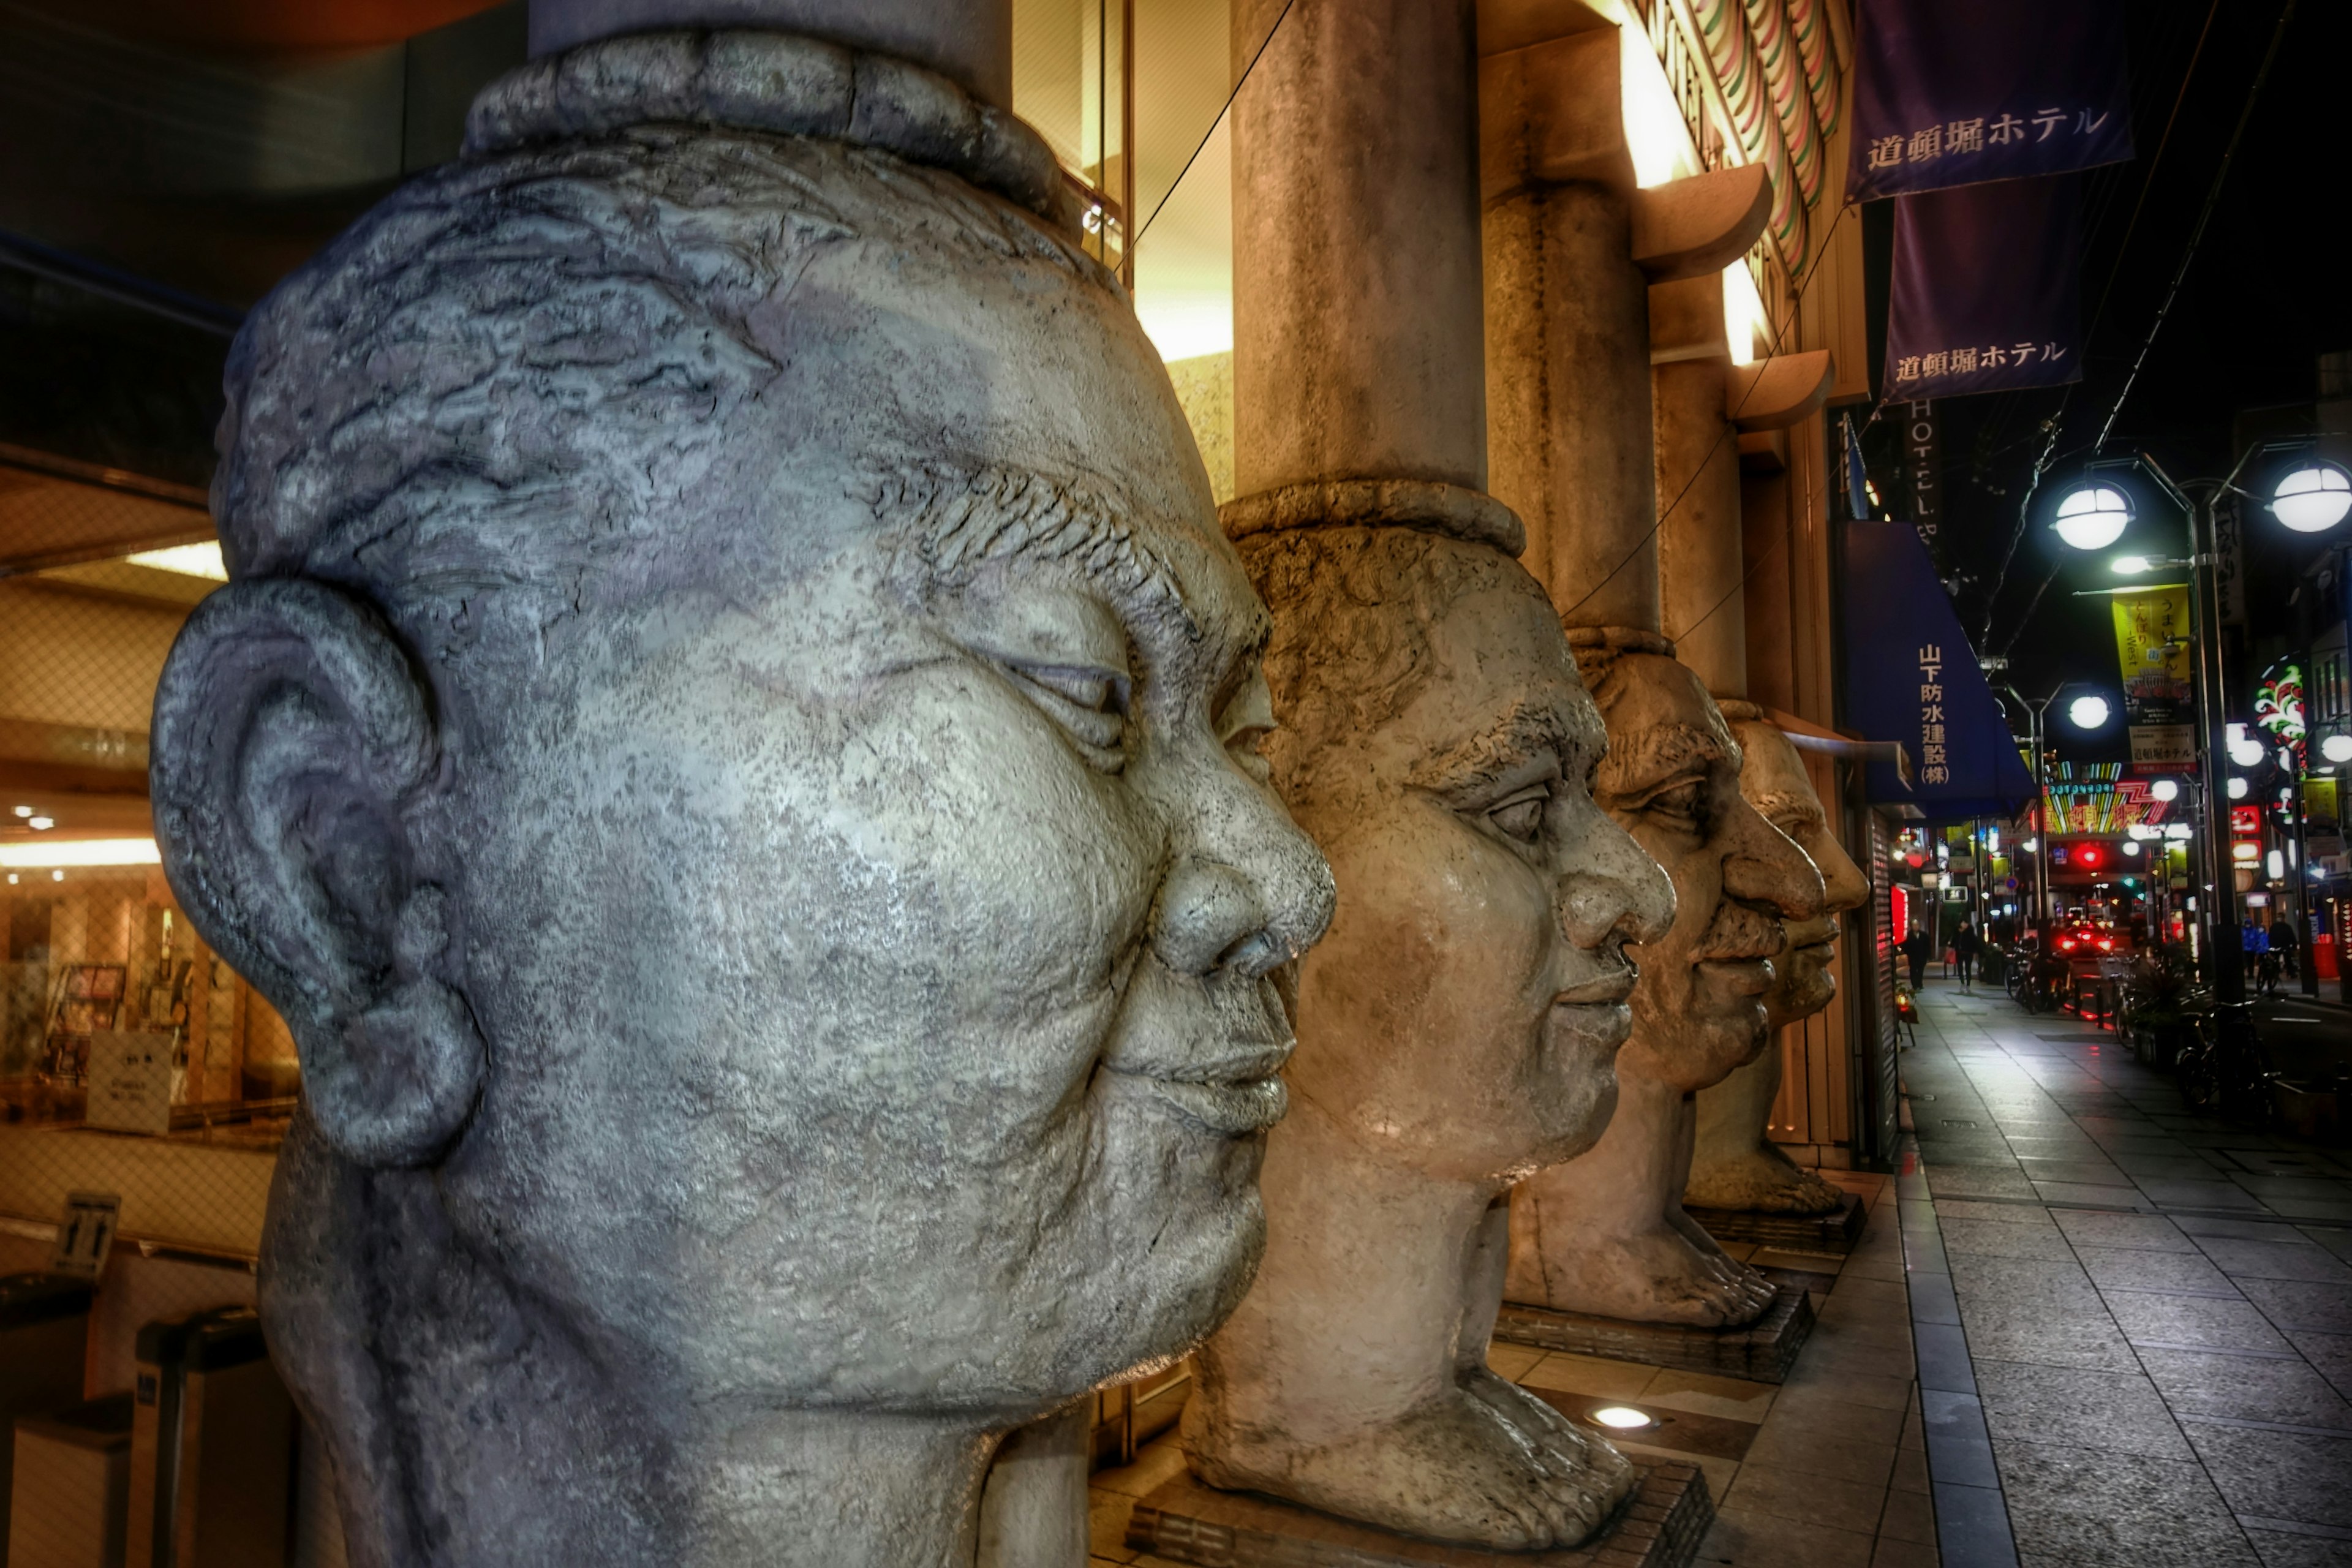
1183, 495, 1674, 1551
1684, 705, 1872, 1215
148, 32, 1332, 1567
1507, 630, 1822, 1328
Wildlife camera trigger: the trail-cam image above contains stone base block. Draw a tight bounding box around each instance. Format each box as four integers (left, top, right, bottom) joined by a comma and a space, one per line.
1127, 1458, 1712, 1568
1685, 1189, 1867, 1255
1491, 1281, 1815, 1384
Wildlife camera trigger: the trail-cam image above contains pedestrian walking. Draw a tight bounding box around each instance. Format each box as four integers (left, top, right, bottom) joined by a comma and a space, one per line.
1953, 920, 1981, 990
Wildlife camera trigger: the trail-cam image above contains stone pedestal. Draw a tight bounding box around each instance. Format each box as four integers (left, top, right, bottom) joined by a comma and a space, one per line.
1687, 1189, 1868, 1255
1494, 1283, 1816, 1385
1129, 1460, 1713, 1568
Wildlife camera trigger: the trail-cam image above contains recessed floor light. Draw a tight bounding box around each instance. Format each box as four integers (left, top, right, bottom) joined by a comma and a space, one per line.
1589, 1406, 1658, 1431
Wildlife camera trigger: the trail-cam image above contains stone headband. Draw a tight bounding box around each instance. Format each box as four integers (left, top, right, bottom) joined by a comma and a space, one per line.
1218, 479, 1527, 558
465, 29, 1076, 231
1563, 626, 1676, 660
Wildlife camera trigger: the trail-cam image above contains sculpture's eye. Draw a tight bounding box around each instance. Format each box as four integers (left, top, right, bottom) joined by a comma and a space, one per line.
1216, 671, 1276, 785
1643, 779, 1706, 826
1000, 660, 1129, 774
1488, 786, 1550, 844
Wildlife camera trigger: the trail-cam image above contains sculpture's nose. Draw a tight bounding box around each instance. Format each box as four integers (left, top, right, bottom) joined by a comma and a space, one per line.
1558, 796, 1676, 951
1722, 797, 1825, 922
1152, 775, 1335, 978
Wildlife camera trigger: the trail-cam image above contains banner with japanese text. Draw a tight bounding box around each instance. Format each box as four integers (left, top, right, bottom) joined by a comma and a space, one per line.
1885, 175, 2082, 400
1843, 519, 2038, 820
2111, 585, 2195, 770
1847, 0, 2134, 201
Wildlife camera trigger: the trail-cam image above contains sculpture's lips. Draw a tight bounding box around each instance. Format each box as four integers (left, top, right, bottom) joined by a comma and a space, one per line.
1554, 969, 1637, 1007
1127, 1072, 1289, 1136
1102, 969, 1294, 1134
1698, 957, 1776, 995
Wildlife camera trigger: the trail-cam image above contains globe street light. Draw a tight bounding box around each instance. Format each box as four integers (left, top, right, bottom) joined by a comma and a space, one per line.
2068, 693, 2112, 729
2151, 778, 2180, 801
2323, 733, 2352, 764
2052, 484, 2133, 550
2269, 461, 2352, 535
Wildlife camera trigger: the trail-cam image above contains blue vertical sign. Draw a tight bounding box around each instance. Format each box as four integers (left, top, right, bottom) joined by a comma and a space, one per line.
1844, 520, 2038, 820
1847, 0, 2135, 201
1885, 175, 2083, 401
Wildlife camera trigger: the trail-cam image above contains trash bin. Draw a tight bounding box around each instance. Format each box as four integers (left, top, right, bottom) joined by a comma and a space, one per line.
126, 1306, 291, 1568
8, 1393, 133, 1568
1, 1273, 98, 1550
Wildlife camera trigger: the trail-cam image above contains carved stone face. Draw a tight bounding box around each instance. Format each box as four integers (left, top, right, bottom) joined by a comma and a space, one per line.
176, 129, 1336, 1435
1588, 655, 1822, 1091
436, 238, 1335, 1422
1256, 537, 1673, 1183
1730, 718, 1872, 1030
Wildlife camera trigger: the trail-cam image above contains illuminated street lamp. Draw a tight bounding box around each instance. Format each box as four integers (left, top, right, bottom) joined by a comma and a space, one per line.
2323, 734, 2352, 764
2068, 693, 2113, 730
2268, 461, 2352, 534
2052, 485, 2133, 550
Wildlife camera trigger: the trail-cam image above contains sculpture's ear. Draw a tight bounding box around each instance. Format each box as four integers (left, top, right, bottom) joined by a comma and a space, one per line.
152, 579, 482, 1167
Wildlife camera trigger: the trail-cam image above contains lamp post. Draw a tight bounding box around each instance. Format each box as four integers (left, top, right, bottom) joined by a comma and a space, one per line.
2052, 448, 2352, 1040
2003, 680, 2115, 937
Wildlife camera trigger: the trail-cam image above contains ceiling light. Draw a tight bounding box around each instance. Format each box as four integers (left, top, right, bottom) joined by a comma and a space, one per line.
50, 870, 63, 882
2271, 463, 2352, 534
2053, 484, 2133, 551
0, 838, 162, 869
25, 816, 52, 831
124, 541, 228, 579
10, 805, 29, 818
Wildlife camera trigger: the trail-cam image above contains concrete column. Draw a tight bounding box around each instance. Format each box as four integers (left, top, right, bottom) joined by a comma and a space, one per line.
528, 0, 1012, 108
1481, 28, 1769, 636
1230, 0, 1487, 500
1654, 352, 1745, 694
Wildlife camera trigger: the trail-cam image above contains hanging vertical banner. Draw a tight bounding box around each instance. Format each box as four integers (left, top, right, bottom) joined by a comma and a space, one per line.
2111, 585, 2195, 770
1885, 175, 2082, 400
1904, 400, 1941, 560
1847, 0, 2135, 201
1844, 520, 2038, 818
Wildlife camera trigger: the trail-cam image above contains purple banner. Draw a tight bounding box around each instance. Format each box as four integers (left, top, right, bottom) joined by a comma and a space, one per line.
1847, 0, 2134, 202
1885, 176, 2082, 401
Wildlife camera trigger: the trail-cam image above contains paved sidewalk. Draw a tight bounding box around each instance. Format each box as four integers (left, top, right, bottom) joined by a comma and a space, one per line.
1903, 977, 2352, 1567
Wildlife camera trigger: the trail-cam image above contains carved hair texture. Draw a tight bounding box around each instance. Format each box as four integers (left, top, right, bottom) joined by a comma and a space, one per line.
1242, 527, 1528, 801
1563, 626, 1677, 702
213, 105, 1114, 669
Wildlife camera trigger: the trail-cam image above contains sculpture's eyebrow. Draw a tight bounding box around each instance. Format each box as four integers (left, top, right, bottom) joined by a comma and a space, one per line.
866, 462, 1194, 633
1748, 788, 1823, 829
1597, 721, 1726, 799
1409, 701, 1575, 793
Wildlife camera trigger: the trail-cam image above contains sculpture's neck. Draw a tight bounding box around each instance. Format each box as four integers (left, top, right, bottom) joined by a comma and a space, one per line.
1575, 1065, 1692, 1232
402, 1372, 998, 1568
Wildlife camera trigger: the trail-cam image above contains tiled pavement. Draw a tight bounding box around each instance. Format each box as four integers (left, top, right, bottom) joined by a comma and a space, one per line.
1087, 1169, 1934, 1567
1902, 976, 2352, 1567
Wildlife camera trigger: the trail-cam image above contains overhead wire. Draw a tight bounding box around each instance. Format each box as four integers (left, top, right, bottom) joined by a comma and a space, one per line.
1972, 0, 2222, 650
1128, 0, 1297, 255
